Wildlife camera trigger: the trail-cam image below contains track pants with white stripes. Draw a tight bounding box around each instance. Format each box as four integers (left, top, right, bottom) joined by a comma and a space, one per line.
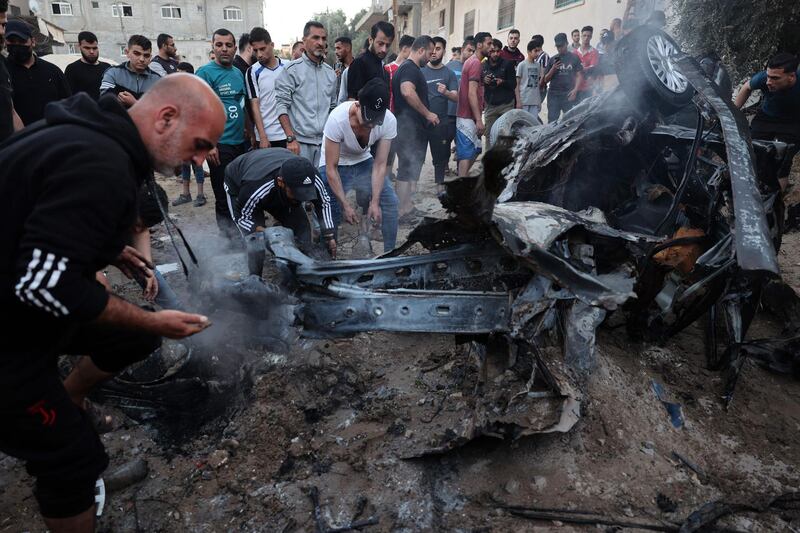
0, 307, 160, 518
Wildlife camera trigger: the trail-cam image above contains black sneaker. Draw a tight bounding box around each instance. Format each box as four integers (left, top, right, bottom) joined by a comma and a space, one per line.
193, 194, 207, 207
172, 194, 192, 206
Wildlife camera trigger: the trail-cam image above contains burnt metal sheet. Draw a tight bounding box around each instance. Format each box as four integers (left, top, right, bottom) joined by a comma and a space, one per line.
301, 284, 511, 336
673, 55, 779, 275
491, 202, 655, 309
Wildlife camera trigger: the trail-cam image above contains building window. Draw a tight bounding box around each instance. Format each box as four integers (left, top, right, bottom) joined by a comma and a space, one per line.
554, 0, 584, 10
68, 43, 78, 53
223, 6, 242, 21
161, 5, 181, 18
119, 45, 126, 56
463, 9, 475, 38
438, 9, 445, 29
498, 0, 514, 30
196, 4, 203, 12
91, 0, 98, 7
112, 3, 133, 17
51, 1, 73, 15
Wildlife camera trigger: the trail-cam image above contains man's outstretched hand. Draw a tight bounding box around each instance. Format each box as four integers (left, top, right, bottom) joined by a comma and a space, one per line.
152, 310, 211, 339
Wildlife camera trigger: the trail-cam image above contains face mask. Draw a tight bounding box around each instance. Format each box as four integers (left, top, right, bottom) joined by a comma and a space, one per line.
7, 44, 33, 64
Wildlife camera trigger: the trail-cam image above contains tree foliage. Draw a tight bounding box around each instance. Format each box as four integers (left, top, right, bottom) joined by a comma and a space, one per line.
312, 8, 370, 65
671, 0, 800, 82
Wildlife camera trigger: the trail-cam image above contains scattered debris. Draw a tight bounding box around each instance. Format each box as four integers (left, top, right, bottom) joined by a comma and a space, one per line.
670, 451, 709, 484
103, 458, 148, 493
651, 380, 685, 429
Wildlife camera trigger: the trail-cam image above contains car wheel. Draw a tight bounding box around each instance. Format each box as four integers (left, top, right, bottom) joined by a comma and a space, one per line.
615, 26, 694, 115
489, 109, 541, 147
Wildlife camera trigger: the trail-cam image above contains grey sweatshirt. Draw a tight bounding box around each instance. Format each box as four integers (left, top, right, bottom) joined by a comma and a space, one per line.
99, 62, 161, 99
274, 54, 337, 145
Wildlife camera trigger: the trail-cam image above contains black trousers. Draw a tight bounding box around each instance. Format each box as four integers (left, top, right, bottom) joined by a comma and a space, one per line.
0, 318, 160, 518
751, 113, 800, 179
209, 142, 248, 238
427, 117, 456, 184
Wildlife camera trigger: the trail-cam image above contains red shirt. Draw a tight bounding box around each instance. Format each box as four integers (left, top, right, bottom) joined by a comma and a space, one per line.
456, 55, 484, 120
384, 62, 400, 112
499, 46, 524, 67
575, 46, 600, 92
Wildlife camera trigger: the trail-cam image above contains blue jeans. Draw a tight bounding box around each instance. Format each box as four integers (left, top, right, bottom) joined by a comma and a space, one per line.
135, 268, 183, 310
546, 92, 575, 123
319, 158, 399, 252
181, 163, 204, 183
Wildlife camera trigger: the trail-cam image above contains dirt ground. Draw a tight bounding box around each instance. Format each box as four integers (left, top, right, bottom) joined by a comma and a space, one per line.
2, 159, 800, 532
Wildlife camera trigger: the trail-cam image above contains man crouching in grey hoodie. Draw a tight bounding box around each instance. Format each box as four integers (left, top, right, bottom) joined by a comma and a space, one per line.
275, 20, 337, 167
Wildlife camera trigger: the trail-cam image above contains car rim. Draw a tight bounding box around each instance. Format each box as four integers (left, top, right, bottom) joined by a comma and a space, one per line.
646, 34, 689, 94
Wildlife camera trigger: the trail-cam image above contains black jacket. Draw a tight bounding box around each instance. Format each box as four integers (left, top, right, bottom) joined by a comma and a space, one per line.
483, 57, 517, 106
225, 148, 334, 237
0, 93, 151, 337
347, 49, 389, 100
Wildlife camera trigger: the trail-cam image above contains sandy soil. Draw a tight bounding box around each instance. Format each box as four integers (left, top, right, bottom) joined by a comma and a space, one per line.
2, 161, 799, 532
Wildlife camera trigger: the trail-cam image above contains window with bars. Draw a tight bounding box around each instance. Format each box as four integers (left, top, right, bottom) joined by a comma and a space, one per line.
463, 9, 475, 38
51, 1, 73, 15
112, 3, 133, 17
223, 6, 242, 21
438, 9, 445, 28
161, 5, 181, 18
554, 0, 584, 10
497, 0, 514, 30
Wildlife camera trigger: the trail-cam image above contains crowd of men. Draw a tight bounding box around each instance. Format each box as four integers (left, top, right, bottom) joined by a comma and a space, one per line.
0, 10, 643, 231
1, 0, 800, 529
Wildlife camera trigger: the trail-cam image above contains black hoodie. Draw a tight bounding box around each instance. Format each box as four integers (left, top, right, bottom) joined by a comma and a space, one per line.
0, 93, 151, 345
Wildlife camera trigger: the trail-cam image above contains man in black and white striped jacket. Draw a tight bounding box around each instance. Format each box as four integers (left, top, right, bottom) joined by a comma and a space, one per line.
225, 147, 336, 258
0, 75, 223, 529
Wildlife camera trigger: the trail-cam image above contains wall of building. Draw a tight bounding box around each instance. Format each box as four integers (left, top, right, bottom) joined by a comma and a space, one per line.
423, 0, 628, 59
43, 0, 261, 68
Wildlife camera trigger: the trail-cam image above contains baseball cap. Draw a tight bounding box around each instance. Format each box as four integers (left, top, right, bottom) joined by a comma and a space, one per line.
279, 157, 319, 202
554, 32, 568, 47
5, 20, 33, 41
358, 78, 389, 126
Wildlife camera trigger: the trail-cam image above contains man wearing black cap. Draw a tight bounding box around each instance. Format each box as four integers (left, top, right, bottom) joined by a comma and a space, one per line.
542, 32, 583, 123
225, 148, 336, 259
5, 19, 71, 125
321, 78, 399, 252
0, 0, 24, 141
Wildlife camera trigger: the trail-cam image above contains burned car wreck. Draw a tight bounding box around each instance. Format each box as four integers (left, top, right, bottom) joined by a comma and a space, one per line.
117, 27, 793, 454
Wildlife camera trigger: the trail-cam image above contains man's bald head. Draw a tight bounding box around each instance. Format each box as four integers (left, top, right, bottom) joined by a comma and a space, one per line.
129, 73, 225, 173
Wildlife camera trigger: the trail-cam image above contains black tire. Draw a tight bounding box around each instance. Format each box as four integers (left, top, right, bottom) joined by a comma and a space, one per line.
615, 26, 694, 115
488, 109, 541, 147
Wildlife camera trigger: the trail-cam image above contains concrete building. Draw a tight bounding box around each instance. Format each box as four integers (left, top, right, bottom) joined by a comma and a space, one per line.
355, 0, 422, 41
359, 0, 668, 59
422, 0, 631, 56
8, 0, 67, 53
36, 0, 263, 69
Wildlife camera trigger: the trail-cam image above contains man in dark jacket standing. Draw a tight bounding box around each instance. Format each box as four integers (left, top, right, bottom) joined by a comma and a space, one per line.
483, 38, 516, 146
5, 19, 71, 125
0, 74, 224, 532
64, 31, 110, 100
346, 20, 394, 99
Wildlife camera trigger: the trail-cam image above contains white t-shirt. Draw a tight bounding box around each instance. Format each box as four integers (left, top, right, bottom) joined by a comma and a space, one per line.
245, 58, 286, 142
516, 59, 543, 106
319, 101, 397, 168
